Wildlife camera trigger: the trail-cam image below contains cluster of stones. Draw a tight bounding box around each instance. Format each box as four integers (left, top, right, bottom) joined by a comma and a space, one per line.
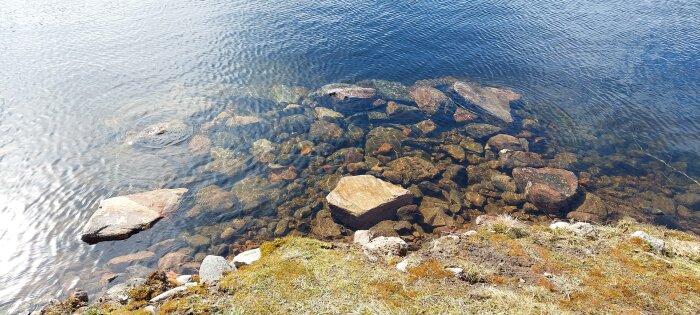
73, 76, 700, 309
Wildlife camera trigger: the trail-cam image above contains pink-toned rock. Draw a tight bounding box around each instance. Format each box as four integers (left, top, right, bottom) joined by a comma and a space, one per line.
81, 188, 188, 244
499, 150, 545, 170
329, 87, 376, 99
487, 134, 527, 152
410, 86, 450, 115
453, 108, 478, 123
453, 81, 520, 123
158, 252, 192, 271
512, 167, 578, 214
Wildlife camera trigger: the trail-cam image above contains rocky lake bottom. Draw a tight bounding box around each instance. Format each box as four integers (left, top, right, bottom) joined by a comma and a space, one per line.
25, 76, 700, 312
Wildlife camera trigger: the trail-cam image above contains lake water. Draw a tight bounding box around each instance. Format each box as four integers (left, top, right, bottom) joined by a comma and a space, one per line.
1, 0, 699, 312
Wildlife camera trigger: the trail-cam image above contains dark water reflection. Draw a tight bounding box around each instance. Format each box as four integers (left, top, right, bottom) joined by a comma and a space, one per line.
1, 0, 699, 312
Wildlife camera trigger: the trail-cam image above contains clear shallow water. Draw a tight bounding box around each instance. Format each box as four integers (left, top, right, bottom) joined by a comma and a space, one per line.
1, 0, 699, 312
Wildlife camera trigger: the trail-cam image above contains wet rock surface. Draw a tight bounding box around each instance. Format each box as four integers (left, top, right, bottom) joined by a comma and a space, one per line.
81, 188, 188, 244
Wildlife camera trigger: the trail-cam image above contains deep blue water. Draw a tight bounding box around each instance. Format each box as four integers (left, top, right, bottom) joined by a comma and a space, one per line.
1, 0, 699, 312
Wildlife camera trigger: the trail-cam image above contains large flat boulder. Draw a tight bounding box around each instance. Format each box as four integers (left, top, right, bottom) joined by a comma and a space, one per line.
453, 81, 520, 123
326, 175, 413, 229
512, 167, 577, 214
81, 188, 188, 244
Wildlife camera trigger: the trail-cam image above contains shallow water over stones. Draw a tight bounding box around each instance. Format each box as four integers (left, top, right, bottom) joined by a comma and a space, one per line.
7, 76, 693, 312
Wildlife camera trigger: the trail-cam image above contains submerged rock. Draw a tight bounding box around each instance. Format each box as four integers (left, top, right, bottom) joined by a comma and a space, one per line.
410, 86, 450, 115
315, 83, 376, 100
512, 167, 578, 214
499, 150, 545, 170
464, 123, 502, 139
81, 188, 188, 244
365, 127, 406, 156
366, 79, 412, 101
453, 107, 478, 123
314, 107, 344, 120
486, 134, 527, 152
326, 175, 413, 229
453, 81, 521, 123
384, 156, 440, 185
270, 84, 307, 103
419, 196, 455, 228
128, 120, 192, 149
572, 192, 608, 220
186, 185, 235, 217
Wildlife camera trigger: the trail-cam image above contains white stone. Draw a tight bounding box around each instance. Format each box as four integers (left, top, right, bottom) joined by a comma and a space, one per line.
631, 231, 665, 251
549, 221, 571, 230
445, 267, 463, 276
353, 230, 374, 245
232, 248, 261, 267
396, 259, 409, 272
462, 230, 477, 237
200, 255, 235, 284
362, 236, 407, 260
175, 275, 192, 285
149, 286, 188, 303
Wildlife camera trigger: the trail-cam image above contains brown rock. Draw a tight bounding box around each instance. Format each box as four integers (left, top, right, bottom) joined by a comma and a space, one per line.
499, 150, 545, 170
326, 175, 413, 229
410, 86, 450, 115
575, 192, 608, 218
187, 185, 234, 217
419, 196, 455, 228
441, 144, 466, 162
487, 134, 527, 152
312, 210, 344, 238
453, 107, 478, 123
415, 119, 437, 134
512, 167, 578, 214
330, 87, 376, 100
158, 252, 192, 271
385, 156, 440, 185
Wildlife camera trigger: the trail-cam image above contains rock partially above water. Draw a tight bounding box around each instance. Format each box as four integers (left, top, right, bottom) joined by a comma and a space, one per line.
128, 120, 193, 148
326, 175, 413, 229
81, 188, 188, 244
453, 81, 520, 123
512, 167, 578, 214
315, 83, 376, 100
